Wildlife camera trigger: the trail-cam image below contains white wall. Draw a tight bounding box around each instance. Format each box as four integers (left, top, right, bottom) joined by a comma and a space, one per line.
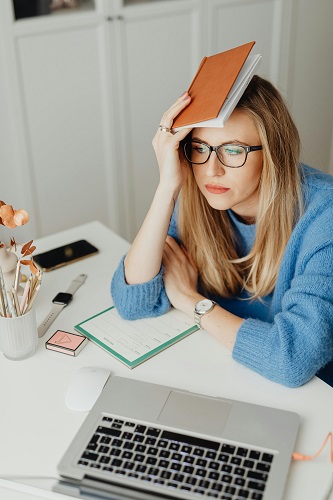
286, 0, 333, 174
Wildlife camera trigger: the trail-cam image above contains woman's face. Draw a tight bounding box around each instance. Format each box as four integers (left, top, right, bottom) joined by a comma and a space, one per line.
191, 110, 263, 222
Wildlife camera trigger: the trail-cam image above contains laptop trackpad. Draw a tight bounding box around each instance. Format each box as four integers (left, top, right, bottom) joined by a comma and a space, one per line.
157, 390, 232, 436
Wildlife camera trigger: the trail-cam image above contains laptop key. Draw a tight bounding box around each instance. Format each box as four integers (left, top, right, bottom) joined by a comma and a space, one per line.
100, 436, 111, 445
82, 451, 98, 461
262, 453, 274, 463
78, 460, 89, 466
157, 439, 168, 448
110, 458, 122, 467
135, 425, 146, 433
135, 464, 147, 473
161, 430, 219, 451
256, 462, 271, 472
234, 467, 245, 476
251, 493, 263, 500
133, 434, 145, 443
249, 450, 260, 460
221, 444, 235, 454
234, 477, 246, 487
123, 441, 134, 450
173, 473, 184, 483
145, 437, 157, 445
247, 470, 268, 482
97, 426, 121, 437
183, 465, 194, 474
248, 481, 265, 491
122, 432, 133, 440
238, 489, 250, 498
147, 427, 161, 437
225, 486, 236, 495
237, 447, 249, 457
123, 461, 134, 470
244, 459, 255, 468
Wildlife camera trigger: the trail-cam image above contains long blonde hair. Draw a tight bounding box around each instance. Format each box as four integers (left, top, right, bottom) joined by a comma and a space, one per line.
178, 75, 303, 299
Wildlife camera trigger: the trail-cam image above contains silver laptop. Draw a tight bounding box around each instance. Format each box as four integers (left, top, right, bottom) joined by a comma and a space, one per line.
56, 376, 299, 500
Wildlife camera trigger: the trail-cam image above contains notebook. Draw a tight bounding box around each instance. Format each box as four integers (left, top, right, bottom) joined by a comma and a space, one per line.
56, 376, 299, 500
172, 41, 261, 131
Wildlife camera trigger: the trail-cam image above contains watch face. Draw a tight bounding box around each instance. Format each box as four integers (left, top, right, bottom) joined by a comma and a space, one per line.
52, 292, 73, 306
195, 299, 214, 313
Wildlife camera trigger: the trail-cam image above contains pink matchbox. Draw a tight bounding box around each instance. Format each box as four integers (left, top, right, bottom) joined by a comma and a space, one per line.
45, 330, 88, 356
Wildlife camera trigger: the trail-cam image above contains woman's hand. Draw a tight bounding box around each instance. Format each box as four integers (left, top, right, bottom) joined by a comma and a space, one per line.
152, 93, 192, 199
162, 236, 201, 314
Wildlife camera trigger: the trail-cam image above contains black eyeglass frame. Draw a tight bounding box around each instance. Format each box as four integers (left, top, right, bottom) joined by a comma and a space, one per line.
183, 140, 263, 168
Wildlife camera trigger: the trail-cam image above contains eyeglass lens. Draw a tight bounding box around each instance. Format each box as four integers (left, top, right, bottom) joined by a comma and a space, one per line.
185, 141, 248, 168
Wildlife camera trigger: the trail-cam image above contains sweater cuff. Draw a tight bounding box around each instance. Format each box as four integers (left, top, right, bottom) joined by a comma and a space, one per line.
111, 256, 171, 319
232, 318, 272, 371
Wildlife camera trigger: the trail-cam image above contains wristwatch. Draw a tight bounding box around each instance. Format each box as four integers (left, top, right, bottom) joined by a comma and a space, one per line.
38, 274, 87, 338
194, 299, 216, 329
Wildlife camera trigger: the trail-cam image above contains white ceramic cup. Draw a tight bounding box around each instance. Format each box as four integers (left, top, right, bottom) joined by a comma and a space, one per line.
0, 308, 38, 360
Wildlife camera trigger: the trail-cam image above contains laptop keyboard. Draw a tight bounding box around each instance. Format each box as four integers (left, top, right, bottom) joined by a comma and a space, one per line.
77, 415, 274, 500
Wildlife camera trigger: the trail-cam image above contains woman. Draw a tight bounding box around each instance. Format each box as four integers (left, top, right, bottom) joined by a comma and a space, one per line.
111, 75, 333, 388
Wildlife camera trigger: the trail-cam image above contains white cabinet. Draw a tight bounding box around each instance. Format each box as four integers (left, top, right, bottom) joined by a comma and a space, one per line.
203, 0, 293, 89
3, 0, 331, 245
0, 0, 203, 242
112, 0, 203, 237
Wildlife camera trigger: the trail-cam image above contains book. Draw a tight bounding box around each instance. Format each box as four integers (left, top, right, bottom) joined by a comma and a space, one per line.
172, 41, 261, 131
75, 306, 198, 369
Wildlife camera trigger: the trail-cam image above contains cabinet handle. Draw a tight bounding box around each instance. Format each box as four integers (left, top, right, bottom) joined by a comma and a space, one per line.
116, 15, 124, 21
106, 16, 114, 21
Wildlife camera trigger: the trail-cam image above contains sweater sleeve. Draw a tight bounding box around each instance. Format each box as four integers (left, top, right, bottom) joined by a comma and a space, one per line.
110, 207, 179, 319
232, 243, 333, 388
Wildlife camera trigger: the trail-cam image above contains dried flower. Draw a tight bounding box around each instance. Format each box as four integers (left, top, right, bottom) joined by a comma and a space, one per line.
0, 200, 29, 228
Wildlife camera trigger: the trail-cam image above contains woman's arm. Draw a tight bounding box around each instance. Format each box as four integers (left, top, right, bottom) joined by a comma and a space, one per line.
162, 236, 333, 388
124, 93, 192, 285
162, 236, 244, 352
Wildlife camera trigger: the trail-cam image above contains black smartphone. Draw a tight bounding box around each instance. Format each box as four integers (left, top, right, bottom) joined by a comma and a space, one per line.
33, 239, 99, 271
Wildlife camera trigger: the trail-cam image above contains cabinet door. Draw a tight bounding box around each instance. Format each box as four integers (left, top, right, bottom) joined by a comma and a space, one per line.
113, 0, 203, 240
16, 15, 119, 236
203, 0, 292, 88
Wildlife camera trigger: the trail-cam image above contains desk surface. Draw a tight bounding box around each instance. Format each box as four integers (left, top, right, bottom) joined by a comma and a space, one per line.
0, 221, 332, 500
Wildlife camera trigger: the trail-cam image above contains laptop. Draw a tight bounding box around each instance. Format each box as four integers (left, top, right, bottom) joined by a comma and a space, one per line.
56, 376, 299, 500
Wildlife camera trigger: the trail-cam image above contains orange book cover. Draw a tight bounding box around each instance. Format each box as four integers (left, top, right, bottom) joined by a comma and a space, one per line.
172, 41, 256, 129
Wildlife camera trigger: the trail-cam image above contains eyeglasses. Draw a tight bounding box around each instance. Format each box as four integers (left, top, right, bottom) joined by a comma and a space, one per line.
183, 140, 263, 168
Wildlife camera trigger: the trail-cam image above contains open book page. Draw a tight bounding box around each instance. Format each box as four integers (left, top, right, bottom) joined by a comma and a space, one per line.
75, 307, 198, 368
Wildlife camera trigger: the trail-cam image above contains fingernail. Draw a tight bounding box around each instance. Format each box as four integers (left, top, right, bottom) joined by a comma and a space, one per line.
182, 94, 191, 101
179, 91, 187, 98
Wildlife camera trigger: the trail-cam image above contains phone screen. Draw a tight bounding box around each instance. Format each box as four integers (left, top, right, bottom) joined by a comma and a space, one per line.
33, 240, 99, 271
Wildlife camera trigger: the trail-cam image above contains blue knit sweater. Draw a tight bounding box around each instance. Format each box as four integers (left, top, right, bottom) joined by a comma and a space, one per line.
111, 166, 333, 387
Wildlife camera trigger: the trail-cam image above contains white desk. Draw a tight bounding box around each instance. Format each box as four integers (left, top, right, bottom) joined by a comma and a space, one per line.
0, 221, 332, 500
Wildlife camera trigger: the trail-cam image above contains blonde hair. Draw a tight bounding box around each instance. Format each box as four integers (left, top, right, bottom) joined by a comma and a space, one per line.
178, 75, 303, 299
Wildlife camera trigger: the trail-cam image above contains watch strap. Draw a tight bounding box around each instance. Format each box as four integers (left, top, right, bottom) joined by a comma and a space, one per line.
66, 274, 87, 294
38, 274, 87, 338
38, 303, 66, 338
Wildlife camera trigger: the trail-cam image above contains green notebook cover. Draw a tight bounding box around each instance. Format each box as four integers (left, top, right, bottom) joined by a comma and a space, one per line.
75, 306, 198, 369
